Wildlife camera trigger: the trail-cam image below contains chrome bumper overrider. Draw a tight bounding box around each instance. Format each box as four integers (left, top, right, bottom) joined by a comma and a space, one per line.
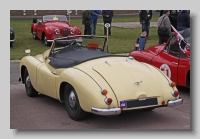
91, 107, 121, 116
10, 39, 15, 42
167, 98, 183, 107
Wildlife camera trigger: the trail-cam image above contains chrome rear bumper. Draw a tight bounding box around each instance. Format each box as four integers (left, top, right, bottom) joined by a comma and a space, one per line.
167, 98, 183, 107
91, 107, 121, 116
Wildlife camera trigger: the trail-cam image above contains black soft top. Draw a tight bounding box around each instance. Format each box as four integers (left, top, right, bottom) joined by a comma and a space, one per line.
49, 46, 115, 68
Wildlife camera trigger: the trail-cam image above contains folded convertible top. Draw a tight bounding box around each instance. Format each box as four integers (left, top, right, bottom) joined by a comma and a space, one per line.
49, 46, 114, 68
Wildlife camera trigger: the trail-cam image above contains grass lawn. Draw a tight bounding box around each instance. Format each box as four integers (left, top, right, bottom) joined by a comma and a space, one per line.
10, 16, 159, 60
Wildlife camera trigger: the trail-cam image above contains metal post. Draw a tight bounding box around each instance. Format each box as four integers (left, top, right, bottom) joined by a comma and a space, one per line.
34, 10, 37, 16
23, 10, 26, 16
67, 10, 72, 24
104, 23, 110, 52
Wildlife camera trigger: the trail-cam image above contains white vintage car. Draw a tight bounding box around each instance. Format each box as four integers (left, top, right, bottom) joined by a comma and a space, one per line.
18, 35, 183, 121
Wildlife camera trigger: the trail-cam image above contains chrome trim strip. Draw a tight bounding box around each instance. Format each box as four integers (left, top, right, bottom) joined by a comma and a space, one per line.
91, 107, 121, 116
47, 40, 53, 42
167, 98, 183, 107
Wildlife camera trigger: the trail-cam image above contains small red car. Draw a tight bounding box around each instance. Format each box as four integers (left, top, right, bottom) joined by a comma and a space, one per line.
30, 15, 82, 46
129, 28, 190, 88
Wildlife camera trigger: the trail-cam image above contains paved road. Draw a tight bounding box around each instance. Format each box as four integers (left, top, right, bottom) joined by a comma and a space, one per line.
10, 62, 190, 130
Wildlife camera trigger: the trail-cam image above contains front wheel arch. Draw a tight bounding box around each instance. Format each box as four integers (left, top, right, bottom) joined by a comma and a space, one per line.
59, 82, 72, 103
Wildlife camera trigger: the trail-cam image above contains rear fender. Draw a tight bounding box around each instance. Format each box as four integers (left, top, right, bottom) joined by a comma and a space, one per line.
57, 68, 118, 112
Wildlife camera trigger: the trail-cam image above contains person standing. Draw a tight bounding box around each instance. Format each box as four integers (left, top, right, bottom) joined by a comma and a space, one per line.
157, 10, 171, 44
177, 10, 190, 31
82, 10, 92, 35
90, 10, 101, 35
139, 10, 152, 39
160, 10, 181, 31
102, 10, 114, 36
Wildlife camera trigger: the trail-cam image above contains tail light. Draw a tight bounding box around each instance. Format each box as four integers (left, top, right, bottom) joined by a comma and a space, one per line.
170, 81, 176, 87
101, 89, 108, 96
172, 90, 179, 97
104, 97, 112, 105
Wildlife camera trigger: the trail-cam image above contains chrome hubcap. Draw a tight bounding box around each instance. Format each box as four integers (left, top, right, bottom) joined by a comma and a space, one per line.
69, 91, 76, 107
26, 75, 31, 87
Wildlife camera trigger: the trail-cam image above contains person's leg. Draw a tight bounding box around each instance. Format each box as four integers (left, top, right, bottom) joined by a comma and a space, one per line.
91, 20, 94, 35
146, 20, 150, 38
164, 35, 170, 43
86, 25, 91, 35
142, 20, 146, 32
84, 25, 87, 35
93, 20, 97, 35
103, 21, 107, 35
109, 21, 111, 35
158, 35, 164, 44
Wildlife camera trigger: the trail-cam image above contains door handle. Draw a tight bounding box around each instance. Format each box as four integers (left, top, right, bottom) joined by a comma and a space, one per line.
172, 62, 178, 65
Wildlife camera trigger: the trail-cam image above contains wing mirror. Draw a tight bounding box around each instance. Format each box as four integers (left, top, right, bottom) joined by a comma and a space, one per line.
25, 49, 31, 55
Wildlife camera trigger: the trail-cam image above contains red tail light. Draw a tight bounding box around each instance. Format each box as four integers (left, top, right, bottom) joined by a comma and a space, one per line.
172, 90, 179, 97
105, 97, 112, 105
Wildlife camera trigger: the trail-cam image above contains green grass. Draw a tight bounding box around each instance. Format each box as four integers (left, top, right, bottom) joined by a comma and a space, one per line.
10, 16, 159, 60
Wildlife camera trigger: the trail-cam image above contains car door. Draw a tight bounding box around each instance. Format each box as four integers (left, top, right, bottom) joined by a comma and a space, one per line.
36, 58, 57, 99
151, 39, 180, 84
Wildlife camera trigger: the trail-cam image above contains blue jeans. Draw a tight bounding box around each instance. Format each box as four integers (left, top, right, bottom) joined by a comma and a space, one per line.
142, 20, 150, 37
177, 26, 188, 31
91, 19, 97, 35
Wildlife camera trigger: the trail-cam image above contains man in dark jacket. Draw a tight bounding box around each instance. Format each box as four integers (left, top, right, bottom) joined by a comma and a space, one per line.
82, 10, 92, 35
102, 10, 114, 36
139, 10, 152, 39
177, 10, 190, 31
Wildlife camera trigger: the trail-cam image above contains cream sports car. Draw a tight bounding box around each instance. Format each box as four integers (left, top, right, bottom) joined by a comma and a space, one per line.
18, 35, 183, 121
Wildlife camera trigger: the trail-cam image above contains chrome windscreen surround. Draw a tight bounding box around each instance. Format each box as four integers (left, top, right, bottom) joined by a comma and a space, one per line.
91, 107, 121, 116
70, 28, 75, 34
167, 98, 183, 107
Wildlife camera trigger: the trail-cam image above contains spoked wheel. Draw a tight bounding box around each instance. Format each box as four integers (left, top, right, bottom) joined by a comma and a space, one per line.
24, 68, 38, 97
44, 34, 51, 46
64, 87, 87, 121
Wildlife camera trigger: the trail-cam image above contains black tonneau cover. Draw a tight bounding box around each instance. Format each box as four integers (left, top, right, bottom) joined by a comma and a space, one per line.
49, 46, 114, 68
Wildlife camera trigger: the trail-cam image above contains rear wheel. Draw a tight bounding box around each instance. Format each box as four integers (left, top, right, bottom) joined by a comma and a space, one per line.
24, 68, 38, 97
64, 86, 87, 121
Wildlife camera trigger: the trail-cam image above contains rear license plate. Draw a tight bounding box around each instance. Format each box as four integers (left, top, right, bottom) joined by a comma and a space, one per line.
120, 98, 158, 108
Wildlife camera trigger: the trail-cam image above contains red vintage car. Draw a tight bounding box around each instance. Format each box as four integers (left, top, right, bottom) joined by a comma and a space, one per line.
129, 28, 190, 88
30, 15, 82, 46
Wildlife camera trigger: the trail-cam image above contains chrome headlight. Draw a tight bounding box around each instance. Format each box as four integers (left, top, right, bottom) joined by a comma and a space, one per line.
55, 29, 60, 35
70, 28, 75, 35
